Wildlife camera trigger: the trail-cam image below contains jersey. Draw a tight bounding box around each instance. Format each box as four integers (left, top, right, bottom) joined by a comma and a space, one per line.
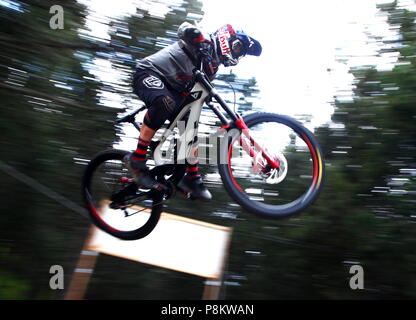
135, 22, 221, 93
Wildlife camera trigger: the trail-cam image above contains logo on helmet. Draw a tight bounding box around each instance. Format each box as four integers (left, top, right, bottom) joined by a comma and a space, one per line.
219, 33, 231, 55
216, 24, 241, 66
218, 25, 233, 56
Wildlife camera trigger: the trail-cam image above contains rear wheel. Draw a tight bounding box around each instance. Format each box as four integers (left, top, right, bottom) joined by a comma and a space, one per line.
218, 112, 325, 219
81, 149, 164, 240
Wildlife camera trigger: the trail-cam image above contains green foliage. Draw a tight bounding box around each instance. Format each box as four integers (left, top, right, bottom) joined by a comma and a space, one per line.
308, 1, 416, 298
0, 270, 30, 299
1, 0, 416, 300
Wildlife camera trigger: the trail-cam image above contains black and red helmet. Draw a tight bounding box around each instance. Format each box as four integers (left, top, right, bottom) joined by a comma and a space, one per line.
213, 24, 262, 67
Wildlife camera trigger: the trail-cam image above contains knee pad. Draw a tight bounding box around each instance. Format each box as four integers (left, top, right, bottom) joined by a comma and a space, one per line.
153, 95, 176, 115
160, 95, 176, 114
143, 95, 177, 131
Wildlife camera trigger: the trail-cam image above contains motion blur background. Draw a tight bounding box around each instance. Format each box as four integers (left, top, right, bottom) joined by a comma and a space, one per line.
1, 0, 415, 299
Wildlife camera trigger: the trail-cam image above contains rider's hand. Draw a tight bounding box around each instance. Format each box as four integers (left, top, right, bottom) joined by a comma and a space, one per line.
183, 28, 212, 60
197, 43, 212, 63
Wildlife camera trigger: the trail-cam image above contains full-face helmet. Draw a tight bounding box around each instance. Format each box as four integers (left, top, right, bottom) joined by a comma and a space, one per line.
213, 24, 262, 67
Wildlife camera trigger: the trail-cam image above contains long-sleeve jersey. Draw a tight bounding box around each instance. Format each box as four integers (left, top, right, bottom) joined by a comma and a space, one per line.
136, 22, 221, 93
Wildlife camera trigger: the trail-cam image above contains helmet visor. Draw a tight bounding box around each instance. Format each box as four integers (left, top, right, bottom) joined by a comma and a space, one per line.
231, 39, 246, 59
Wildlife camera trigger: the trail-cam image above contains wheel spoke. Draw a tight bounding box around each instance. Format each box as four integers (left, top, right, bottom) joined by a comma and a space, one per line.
219, 113, 324, 218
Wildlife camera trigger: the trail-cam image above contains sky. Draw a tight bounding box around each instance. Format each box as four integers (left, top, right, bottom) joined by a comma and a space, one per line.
78, 0, 415, 130
200, 0, 404, 128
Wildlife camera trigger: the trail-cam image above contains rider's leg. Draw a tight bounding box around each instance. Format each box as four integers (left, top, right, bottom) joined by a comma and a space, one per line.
131, 69, 211, 198
130, 69, 177, 188
128, 96, 174, 188
128, 124, 157, 188
178, 143, 212, 201
131, 124, 155, 167
185, 162, 200, 179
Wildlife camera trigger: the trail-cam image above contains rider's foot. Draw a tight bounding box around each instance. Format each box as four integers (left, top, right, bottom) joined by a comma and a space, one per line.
178, 176, 212, 201
125, 154, 164, 190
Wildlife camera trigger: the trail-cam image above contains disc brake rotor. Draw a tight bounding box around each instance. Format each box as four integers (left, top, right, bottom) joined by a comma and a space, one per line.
262, 151, 288, 185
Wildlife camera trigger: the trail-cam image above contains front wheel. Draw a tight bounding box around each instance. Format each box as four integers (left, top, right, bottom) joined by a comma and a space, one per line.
218, 112, 325, 219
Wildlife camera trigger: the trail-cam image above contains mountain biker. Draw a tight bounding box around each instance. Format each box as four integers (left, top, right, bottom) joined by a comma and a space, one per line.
129, 22, 262, 200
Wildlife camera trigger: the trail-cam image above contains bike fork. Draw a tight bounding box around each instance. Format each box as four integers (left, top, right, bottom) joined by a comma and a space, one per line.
234, 116, 280, 169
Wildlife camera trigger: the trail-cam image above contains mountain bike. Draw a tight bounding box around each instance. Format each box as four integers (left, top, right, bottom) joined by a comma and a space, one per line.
82, 66, 325, 240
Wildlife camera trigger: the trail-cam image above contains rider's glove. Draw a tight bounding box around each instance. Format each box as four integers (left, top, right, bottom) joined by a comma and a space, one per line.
197, 44, 212, 63
183, 28, 213, 60
178, 23, 213, 62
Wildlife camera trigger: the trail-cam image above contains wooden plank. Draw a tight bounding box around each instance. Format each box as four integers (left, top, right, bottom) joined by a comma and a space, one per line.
64, 228, 98, 300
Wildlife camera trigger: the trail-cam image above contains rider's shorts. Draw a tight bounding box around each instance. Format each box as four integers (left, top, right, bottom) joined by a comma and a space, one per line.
132, 68, 186, 131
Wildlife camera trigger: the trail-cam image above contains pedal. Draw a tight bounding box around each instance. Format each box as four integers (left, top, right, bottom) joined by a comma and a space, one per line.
162, 181, 175, 201
175, 184, 188, 196
177, 187, 195, 200
154, 183, 167, 191
188, 194, 198, 201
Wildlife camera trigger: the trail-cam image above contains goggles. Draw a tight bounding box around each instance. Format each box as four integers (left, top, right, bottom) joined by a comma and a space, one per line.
231, 39, 246, 58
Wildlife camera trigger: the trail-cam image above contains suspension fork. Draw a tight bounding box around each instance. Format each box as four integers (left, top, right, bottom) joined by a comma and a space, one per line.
234, 116, 280, 169
196, 70, 280, 169
208, 99, 280, 169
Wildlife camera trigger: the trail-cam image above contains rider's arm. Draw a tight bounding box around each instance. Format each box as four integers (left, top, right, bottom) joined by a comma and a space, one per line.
178, 22, 218, 78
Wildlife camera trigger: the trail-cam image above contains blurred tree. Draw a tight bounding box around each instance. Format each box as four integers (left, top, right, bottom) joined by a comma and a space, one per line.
0, 0, 117, 299
85, 0, 266, 300
3, 0, 415, 301
300, 0, 416, 298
